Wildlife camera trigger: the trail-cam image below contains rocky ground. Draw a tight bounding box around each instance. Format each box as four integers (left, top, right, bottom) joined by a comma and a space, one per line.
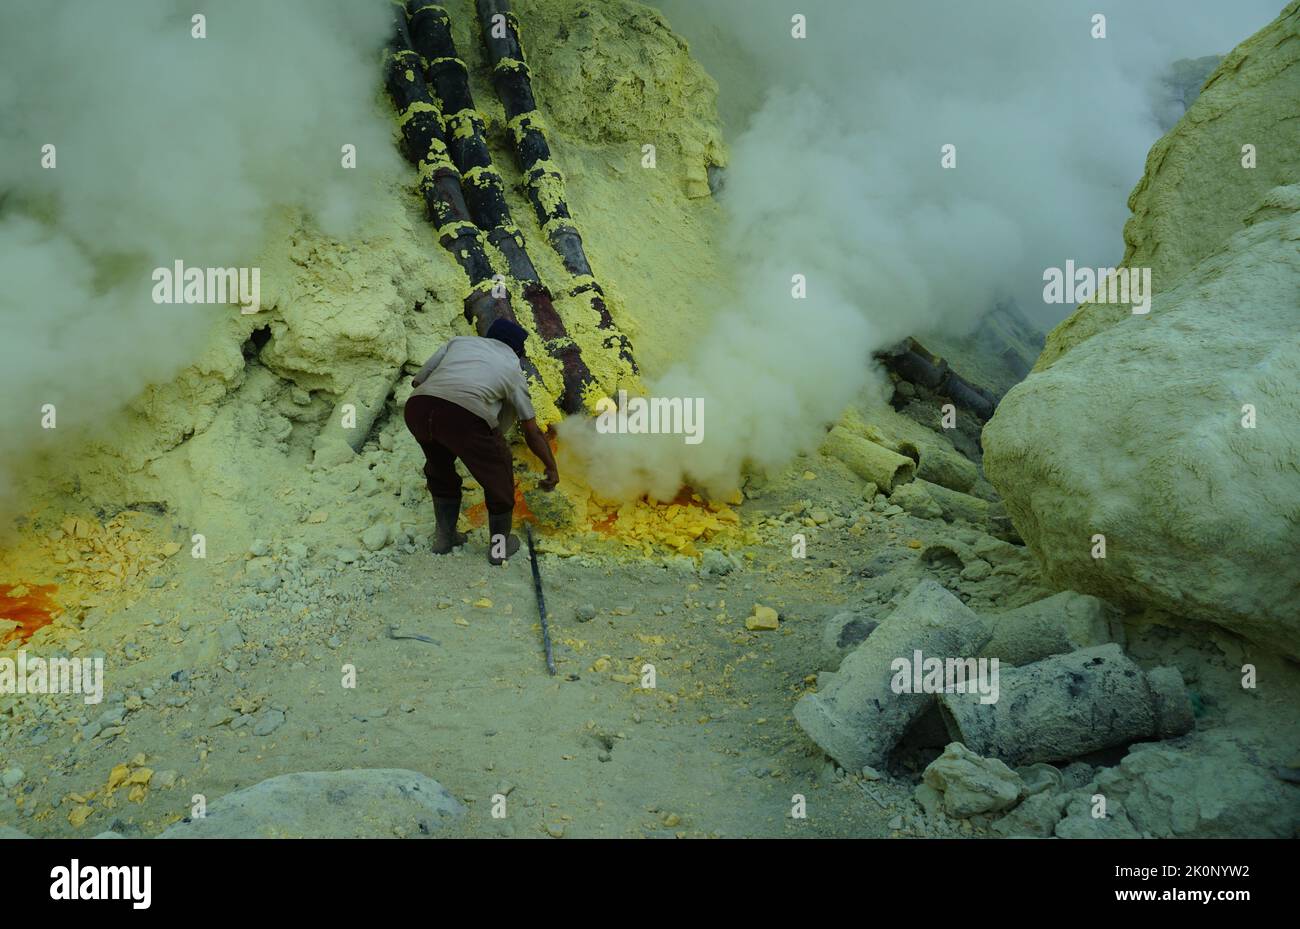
4, 0, 1297, 843
3, 408, 1296, 838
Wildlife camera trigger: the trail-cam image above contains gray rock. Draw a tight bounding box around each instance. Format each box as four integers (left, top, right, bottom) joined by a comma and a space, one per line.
1055, 793, 1142, 838
0, 824, 31, 838
361, 523, 390, 552
921, 742, 1024, 818
217, 622, 245, 652
1060, 761, 1097, 789
1087, 734, 1300, 838
574, 604, 597, 623
992, 788, 1070, 837
699, 549, 737, 577
252, 709, 286, 737
248, 539, 271, 558
157, 769, 465, 838
1, 768, 24, 790
912, 781, 944, 819
890, 481, 943, 520
96, 707, 126, 729
1017, 762, 1065, 797
959, 559, 992, 582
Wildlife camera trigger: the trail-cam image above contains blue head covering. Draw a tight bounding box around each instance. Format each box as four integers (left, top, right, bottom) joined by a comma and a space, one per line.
486, 318, 528, 357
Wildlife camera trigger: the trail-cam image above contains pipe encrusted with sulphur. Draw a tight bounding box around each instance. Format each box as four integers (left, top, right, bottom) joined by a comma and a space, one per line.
474, 0, 639, 391
405, 1, 596, 413
383, 2, 558, 415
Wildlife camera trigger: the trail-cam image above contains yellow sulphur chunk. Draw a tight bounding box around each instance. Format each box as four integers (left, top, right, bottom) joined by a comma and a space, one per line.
106, 764, 130, 792
746, 605, 780, 631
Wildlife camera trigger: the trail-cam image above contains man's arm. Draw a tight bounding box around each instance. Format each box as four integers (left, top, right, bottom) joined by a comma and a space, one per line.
520, 419, 559, 490
411, 343, 449, 388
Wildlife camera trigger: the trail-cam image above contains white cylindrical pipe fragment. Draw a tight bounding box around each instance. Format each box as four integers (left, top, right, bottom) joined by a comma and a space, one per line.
911, 439, 980, 493
938, 643, 1194, 766
916, 479, 990, 525
820, 426, 916, 492
980, 590, 1122, 666
793, 580, 992, 772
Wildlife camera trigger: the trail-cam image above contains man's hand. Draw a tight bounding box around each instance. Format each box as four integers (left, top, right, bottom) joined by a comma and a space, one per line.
521, 419, 560, 491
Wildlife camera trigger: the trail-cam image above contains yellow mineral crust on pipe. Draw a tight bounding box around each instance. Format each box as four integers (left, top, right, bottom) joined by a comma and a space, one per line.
461, 164, 502, 186
820, 426, 917, 492
491, 57, 530, 79
395, 100, 441, 128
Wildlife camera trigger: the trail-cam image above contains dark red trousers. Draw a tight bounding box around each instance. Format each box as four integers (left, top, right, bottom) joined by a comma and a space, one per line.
403, 394, 515, 516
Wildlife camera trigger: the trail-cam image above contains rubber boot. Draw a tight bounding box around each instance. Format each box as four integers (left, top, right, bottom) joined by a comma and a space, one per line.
431, 496, 468, 554
487, 511, 520, 565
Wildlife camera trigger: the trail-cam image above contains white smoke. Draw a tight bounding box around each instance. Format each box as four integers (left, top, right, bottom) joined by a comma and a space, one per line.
559, 0, 1284, 500
0, 0, 401, 500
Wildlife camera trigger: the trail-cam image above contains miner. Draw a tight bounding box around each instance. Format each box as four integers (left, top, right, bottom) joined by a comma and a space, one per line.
404, 319, 559, 564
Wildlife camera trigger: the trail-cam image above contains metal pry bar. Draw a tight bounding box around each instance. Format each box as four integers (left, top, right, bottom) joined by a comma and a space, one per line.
524, 523, 557, 675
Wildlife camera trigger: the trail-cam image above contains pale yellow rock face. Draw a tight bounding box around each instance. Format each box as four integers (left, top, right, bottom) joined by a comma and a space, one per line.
523, 0, 727, 198
1037, 0, 1300, 371
985, 187, 1300, 657
8, 0, 729, 544
986, 2, 1300, 658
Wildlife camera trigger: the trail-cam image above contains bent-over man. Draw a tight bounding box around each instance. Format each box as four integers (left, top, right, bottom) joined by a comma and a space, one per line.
404, 318, 559, 565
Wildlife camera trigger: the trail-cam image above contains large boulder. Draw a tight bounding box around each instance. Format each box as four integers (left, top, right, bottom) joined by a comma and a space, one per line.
985, 189, 1300, 657
158, 769, 465, 838
983, 4, 1300, 658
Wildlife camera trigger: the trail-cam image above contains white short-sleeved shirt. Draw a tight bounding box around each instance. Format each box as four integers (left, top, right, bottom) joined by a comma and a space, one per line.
410, 336, 536, 432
